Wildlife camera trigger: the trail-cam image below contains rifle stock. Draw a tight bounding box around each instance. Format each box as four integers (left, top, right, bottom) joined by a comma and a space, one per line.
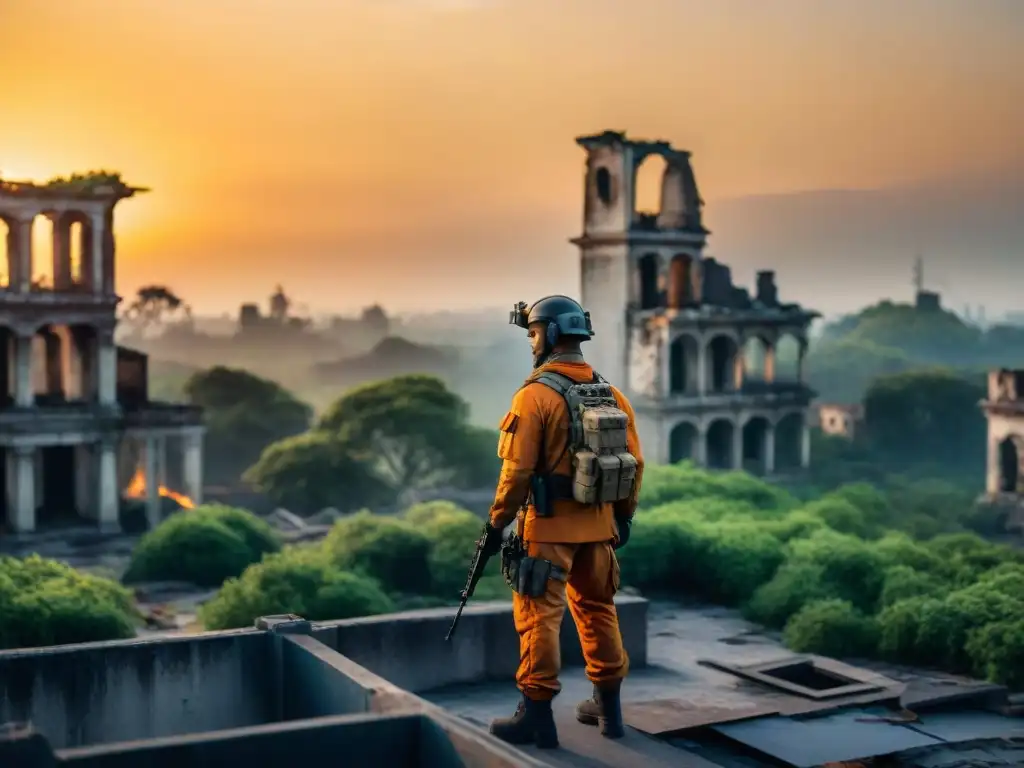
445, 527, 495, 641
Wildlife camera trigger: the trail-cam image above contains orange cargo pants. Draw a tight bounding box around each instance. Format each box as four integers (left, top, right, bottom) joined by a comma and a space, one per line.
513, 540, 629, 701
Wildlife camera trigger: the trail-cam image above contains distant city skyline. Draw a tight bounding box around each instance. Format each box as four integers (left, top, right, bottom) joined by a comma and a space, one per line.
2, 0, 1022, 315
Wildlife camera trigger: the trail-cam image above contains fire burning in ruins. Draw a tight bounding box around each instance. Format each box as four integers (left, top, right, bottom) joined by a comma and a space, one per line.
124, 468, 196, 510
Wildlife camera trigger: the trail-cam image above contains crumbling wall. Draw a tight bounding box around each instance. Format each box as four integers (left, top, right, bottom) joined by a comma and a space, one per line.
627, 322, 662, 398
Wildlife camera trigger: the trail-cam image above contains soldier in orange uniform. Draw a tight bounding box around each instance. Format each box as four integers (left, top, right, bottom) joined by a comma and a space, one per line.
477, 295, 644, 749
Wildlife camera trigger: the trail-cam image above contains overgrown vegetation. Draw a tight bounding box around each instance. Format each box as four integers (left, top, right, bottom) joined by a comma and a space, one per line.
618, 464, 1024, 689
122, 504, 282, 587
4, 461, 1023, 689
0, 555, 139, 650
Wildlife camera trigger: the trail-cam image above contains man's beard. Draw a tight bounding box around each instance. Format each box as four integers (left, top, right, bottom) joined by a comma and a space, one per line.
532, 348, 549, 369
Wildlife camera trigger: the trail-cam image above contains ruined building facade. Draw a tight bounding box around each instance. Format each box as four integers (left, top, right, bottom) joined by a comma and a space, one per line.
0, 175, 204, 534
982, 369, 1024, 497
573, 131, 818, 472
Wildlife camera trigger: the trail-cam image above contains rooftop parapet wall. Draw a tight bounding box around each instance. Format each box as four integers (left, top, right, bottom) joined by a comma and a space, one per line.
1, 605, 586, 768
0, 600, 648, 753
0, 629, 274, 750
311, 596, 649, 693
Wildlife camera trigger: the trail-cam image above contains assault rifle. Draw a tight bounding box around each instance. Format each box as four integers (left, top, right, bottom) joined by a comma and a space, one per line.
445, 526, 497, 641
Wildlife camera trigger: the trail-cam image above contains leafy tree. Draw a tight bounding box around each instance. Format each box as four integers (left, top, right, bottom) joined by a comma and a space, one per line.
316, 375, 483, 494
186, 366, 313, 486
244, 432, 393, 514
863, 369, 985, 474
121, 285, 192, 329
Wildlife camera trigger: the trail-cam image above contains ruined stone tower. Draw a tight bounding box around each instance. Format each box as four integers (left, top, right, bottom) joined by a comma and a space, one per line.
572, 130, 818, 472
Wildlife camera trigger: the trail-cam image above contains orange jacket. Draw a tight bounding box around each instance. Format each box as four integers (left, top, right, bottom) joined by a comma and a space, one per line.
488, 359, 645, 544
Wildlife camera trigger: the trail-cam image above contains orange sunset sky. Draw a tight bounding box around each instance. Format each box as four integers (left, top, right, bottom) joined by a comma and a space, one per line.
2, 0, 1022, 316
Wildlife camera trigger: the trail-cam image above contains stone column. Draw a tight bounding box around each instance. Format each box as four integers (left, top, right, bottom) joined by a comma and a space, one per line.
97, 327, 117, 405
695, 424, 709, 467
12, 218, 33, 292
13, 332, 33, 407
696, 340, 708, 396
731, 421, 744, 470
157, 436, 168, 487
800, 419, 812, 469
52, 215, 73, 290
7, 446, 37, 533
144, 435, 161, 529
764, 423, 776, 475
986, 437, 1000, 495
796, 341, 807, 384
183, 430, 204, 506
90, 213, 105, 295
33, 449, 44, 510
97, 437, 120, 531
74, 444, 96, 519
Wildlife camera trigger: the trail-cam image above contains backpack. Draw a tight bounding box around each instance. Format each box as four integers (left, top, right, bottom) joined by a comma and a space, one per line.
527, 370, 639, 505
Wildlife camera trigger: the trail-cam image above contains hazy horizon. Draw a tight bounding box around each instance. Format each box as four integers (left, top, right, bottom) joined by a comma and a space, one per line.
3, 0, 1022, 316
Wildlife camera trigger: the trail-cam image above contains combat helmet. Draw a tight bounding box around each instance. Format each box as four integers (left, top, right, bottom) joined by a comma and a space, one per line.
509, 295, 594, 349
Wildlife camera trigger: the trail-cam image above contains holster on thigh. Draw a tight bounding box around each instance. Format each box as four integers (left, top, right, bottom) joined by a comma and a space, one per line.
502, 536, 567, 598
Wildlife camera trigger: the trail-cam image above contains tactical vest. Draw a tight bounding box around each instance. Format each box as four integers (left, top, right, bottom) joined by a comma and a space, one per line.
526, 370, 638, 505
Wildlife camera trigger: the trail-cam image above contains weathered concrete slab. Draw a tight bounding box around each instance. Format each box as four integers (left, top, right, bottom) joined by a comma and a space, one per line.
713, 708, 942, 767
622, 697, 779, 736
905, 710, 1024, 743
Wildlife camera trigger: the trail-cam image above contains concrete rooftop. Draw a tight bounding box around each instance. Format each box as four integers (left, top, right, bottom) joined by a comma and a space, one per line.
1, 598, 1023, 768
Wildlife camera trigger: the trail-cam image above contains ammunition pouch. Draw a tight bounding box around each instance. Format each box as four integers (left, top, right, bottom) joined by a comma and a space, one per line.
501, 535, 567, 598
528, 474, 575, 518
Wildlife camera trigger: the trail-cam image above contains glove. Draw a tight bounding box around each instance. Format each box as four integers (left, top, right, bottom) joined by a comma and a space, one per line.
480, 522, 504, 557
613, 513, 632, 550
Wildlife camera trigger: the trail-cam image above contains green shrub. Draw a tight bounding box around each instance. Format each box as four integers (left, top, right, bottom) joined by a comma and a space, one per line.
743, 562, 836, 628
759, 510, 828, 542
801, 496, 873, 538
404, 500, 476, 527
924, 533, 1023, 583
639, 463, 796, 512
828, 483, 891, 528
876, 597, 936, 662
199, 547, 394, 630
323, 511, 432, 594
783, 598, 879, 658
873, 532, 946, 574
616, 516, 695, 591
787, 530, 886, 611
965, 620, 1024, 689
914, 584, 1024, 671
0, 555, 138, 649
123, 506, 281, 588
878, 565, 944, 608
695, 523, 785, 605
406, 503, 483, 596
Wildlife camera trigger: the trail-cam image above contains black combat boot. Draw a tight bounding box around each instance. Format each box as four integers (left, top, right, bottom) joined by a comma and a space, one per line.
489, 694, 559, 749
575, 681, 625, 739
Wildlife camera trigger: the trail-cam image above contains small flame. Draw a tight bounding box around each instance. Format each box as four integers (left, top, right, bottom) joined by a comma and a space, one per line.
125, 468, 196, 510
